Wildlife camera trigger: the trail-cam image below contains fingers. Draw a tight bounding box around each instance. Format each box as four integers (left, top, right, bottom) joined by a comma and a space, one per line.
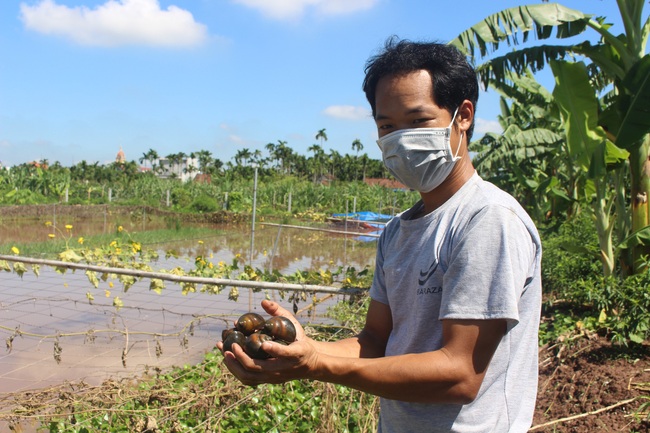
261, 300, 305, 339
261, 299, 292, 318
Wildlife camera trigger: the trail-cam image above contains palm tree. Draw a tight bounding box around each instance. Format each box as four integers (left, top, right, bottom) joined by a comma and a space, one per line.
452, 1, 650, 275
352, 138, 364, 155
315, 129, 328, 148
235, 148, 252, 167
195, 149, 213, 174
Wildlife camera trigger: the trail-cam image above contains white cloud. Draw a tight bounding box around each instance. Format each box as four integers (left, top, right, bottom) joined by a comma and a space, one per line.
323, 105, 371, 121
20, 0, 208, 47
232, 0, 378, 21
474, 118, 503, 135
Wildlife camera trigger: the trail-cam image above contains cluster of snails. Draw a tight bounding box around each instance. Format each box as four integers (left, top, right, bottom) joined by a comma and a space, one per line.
222, 312, 296, 359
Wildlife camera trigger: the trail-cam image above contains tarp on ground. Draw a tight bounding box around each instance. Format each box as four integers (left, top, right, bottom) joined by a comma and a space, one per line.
331, 211, 392, 221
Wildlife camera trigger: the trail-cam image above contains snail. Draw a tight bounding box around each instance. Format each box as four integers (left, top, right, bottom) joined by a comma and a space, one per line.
235, 312, 265, 336
222, 313, 298, 358
244, 332, 274, 359
222, 330, 246, 353
263, 316, 296, 343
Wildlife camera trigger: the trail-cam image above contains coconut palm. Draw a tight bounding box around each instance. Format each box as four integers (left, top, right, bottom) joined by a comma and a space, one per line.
315, 129, 328, 148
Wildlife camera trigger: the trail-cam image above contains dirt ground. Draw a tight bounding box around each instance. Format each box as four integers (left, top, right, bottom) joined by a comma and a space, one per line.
532, 333, 650, 432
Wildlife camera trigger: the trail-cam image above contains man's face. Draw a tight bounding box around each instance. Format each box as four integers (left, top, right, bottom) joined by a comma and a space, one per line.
374, 70, 453, 139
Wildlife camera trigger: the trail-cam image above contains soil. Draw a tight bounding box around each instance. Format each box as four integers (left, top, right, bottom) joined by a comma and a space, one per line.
532, 333, 650, 432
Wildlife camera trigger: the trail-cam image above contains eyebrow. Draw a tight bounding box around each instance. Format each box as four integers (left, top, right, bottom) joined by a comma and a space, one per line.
375, 106, 430, 120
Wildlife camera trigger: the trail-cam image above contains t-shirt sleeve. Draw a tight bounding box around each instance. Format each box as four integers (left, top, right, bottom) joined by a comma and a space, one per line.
369, 229, 389, 305
439, 204, 535, 324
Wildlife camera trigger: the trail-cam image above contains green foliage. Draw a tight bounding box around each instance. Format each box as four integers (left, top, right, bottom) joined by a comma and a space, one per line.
575, 273, 650, 345
541, 214, 650, 345
189, 194, 219, 213
171, 187, 192, 209
541, 213, 601, 297
38, 321, 378, 432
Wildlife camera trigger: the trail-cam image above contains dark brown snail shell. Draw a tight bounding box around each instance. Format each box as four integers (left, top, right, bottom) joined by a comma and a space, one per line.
222, 327, 236, 341
244, 332, 273, 359
263, 316, 296, 343
222, 330, 246, 353
235, 312, 265, 336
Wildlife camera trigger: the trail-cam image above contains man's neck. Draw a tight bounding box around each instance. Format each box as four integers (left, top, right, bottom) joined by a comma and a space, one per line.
418, 162, 476, 216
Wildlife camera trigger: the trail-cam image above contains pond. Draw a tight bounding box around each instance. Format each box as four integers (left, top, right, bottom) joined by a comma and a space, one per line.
0, 212, 381, 429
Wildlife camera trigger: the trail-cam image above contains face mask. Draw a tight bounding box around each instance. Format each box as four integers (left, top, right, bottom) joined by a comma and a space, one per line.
376, 109, 462, 193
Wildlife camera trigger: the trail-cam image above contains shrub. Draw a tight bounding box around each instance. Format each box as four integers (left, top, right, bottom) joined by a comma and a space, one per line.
189, 195, 219, 213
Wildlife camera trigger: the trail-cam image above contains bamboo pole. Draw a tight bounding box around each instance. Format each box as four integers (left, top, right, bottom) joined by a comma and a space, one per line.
260, 222, 381, 238
0, 254, 364, 295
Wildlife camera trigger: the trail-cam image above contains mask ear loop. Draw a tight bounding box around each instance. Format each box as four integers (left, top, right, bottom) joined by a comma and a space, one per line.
450, 108, 462, 160
453, 132, 463, 159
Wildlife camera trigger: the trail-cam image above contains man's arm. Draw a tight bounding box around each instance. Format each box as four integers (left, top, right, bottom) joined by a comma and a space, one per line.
309, 298, 393, 358
221, 300, 506, 404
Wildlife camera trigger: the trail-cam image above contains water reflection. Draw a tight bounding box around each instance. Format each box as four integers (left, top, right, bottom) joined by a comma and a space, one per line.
0, 212, 378, 275
0, 216, 378, 412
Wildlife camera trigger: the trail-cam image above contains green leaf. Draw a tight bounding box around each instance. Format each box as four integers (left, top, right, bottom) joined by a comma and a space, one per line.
149, 278, 165, 294
59, 249, 83, 263
588, 139, 629, 178
617, 225, 650, 251
451, 4, 589, 58
614, 55, 650, 148
551, 59, 609, 171
85, 270, 99, 288
13, 262, 26, 277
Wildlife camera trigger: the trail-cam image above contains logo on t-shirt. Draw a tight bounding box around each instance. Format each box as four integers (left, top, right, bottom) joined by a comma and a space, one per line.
418, 260, 438, 285
417, 260, 442, 295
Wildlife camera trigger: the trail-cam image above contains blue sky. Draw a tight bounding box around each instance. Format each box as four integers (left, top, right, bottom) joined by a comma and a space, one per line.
0, 0, 626, 167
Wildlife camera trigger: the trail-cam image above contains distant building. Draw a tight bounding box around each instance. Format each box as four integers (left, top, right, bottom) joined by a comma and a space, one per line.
116, 147, 126, 164
155, 156, 199, 182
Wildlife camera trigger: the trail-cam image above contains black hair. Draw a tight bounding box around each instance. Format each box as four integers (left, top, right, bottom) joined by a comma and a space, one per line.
362, 36, 479, 140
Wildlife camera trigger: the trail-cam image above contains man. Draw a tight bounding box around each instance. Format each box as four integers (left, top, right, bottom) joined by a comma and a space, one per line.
218, 38, 542, 432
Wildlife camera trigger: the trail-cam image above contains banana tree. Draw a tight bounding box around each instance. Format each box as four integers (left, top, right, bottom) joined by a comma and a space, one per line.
451, 1, 650, 275
470, 69, 573, 223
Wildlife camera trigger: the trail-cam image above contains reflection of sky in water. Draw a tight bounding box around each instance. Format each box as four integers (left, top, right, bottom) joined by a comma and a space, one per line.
0, 221, 378, 400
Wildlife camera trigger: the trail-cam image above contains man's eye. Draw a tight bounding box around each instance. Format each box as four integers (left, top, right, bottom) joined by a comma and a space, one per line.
413, 118, 428, 124
378, 124, 393, 130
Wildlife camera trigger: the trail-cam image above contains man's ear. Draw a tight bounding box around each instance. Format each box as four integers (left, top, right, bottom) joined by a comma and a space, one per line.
457, 99, 474, 134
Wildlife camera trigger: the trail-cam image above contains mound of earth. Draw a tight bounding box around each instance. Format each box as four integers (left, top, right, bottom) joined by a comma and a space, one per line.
532, 333, 650, 432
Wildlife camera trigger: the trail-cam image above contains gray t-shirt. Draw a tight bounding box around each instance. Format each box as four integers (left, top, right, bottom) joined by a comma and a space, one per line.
369, 172, 542, 433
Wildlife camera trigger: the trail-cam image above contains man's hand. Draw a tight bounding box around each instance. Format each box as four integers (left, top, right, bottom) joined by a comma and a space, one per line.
216, 300, 320, 386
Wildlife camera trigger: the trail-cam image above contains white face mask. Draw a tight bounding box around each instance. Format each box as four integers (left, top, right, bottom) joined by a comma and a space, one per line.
376, 109, 462, 193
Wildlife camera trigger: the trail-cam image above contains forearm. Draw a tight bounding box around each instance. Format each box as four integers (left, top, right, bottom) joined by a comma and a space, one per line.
311, 350, 475, 404
310, 328, 387, 359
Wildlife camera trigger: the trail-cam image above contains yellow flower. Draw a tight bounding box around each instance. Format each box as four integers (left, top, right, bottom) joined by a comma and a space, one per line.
109, 281, 114, 288
65, 224, 73, 231
110, 241, 117, 247
11, 246, 19, 255
105, 290, 111, 297
78, 237, 84, 245
198, 240, 204, 245
131, 242, 141, 253
117, 226, 123, 232
208, 262, 214, 269
45, 221, 52, 227
115, 247, 122, 254
48, 233, 55, 239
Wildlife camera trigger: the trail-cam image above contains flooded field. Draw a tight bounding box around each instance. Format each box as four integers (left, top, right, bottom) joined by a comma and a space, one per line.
0, 211, 380, 430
